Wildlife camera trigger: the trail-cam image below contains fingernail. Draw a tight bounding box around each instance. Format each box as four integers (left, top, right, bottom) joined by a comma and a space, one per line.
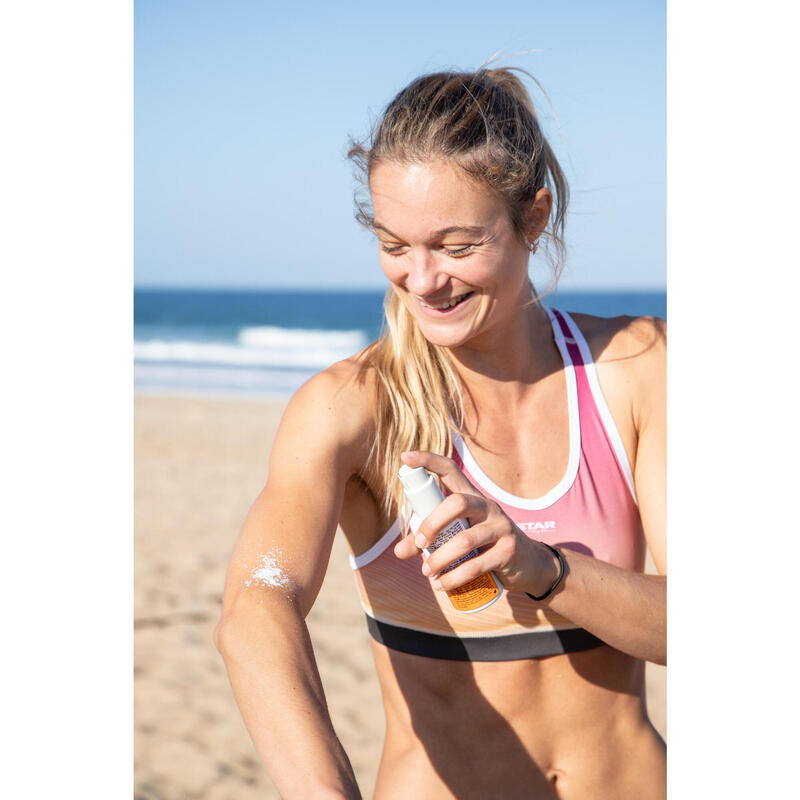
432, 579, 443, 590
402, 450, 418, 457
421, 562, 431, 576
415, 534, 426, 549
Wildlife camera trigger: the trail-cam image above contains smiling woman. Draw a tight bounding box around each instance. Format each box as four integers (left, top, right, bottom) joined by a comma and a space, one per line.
214, 68, 666, 800
372, 159, 548, 343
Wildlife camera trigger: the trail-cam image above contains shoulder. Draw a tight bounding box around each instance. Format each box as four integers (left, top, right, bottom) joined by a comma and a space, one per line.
567, 312, 665, 363
567, 312, 665, 428
275, 345, 380, 476
567, 312, 665, 376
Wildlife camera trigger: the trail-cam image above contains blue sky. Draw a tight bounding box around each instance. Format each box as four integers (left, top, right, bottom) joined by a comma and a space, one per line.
135, 0, 665, 290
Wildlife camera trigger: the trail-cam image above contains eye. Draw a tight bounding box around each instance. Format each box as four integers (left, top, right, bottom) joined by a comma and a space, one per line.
442, 244, 475, 257
379, 242, 407, 255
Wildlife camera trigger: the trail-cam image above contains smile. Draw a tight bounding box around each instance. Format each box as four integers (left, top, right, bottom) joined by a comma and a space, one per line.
418, 292, 474, 312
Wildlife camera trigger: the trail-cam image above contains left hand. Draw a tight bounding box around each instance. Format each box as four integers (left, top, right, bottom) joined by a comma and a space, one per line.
393, 451, 560, 597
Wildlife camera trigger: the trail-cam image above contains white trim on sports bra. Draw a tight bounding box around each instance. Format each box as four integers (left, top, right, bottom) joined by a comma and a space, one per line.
451, 306, 580, 510
348, 519, 400, 569
557, 310, 638, 505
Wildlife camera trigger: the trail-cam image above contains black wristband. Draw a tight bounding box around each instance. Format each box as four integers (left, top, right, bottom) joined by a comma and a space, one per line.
525, 543, 565, 602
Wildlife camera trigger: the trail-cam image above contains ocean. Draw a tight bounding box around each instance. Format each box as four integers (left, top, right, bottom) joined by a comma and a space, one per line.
134, 288, 666, 397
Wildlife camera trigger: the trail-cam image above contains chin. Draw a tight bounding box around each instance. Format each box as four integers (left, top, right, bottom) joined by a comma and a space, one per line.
413, 319, 475, 349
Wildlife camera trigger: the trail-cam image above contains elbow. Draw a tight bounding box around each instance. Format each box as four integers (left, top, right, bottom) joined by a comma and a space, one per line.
212, 598, 294, 657
214, 616, 247, 662
212, 594, 257, 656
647, 627, 667, 666
213, 591, 305, 660
649, 628, 667, 666
649, 650, 667, 667
212, 615, 233, 656
212, 620, 225, 654
212, 613, 258, 668
656, 635, 667, 666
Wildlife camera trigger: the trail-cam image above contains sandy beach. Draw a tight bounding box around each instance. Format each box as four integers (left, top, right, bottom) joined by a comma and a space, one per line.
134, 392, 666, 799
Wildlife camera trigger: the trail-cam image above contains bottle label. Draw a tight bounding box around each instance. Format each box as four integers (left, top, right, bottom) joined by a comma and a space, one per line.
447, 573, 500, 612
425, 519, 500, 612
426, 519, 477, 574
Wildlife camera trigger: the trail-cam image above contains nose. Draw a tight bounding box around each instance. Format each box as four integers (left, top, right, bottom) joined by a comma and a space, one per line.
405, 247, 447, 297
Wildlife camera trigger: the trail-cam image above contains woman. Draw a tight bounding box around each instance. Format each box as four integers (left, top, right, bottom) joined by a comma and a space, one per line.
214, 68, 666, 799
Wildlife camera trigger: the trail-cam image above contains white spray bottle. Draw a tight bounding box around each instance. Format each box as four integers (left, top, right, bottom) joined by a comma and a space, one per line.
398, 464, 503, 613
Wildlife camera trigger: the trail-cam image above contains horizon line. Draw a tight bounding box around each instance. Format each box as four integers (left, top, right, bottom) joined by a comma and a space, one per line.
133, 283, 666, 293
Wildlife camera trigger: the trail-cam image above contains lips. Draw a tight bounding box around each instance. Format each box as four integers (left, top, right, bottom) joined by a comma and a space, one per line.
418, 291, 474, 311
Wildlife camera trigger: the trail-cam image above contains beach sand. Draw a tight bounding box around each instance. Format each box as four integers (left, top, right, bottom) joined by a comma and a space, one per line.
134, 393, 666, 799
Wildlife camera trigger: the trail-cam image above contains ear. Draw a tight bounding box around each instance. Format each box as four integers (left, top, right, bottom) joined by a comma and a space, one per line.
522, 187, 553, 242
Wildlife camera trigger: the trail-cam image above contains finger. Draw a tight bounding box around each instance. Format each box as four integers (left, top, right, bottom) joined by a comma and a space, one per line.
430, 546, 505, 593
400, 450, 483, 499
414, 492, 489, 551
423, 519, 495, 577
393, 530, 423, 560
393, 493, 484, 561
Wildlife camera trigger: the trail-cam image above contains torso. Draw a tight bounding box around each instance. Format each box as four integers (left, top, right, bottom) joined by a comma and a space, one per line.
335, 310, 666, 799
371, 645, 664, 799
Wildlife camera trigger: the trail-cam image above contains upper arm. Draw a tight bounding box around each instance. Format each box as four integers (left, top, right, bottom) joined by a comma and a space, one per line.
219, 363, 373, 621
575, 311, 667, 575
631, 317, 666, 575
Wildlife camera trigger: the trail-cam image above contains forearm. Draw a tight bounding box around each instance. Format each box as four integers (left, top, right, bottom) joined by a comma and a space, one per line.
215, 598, 361, 799
536, 547, 666, 665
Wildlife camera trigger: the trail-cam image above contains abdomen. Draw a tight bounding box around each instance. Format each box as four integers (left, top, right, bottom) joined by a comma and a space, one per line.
370, 642, 663, 799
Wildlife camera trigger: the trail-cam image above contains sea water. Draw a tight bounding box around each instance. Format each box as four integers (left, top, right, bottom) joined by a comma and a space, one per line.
134, 288, 666, 397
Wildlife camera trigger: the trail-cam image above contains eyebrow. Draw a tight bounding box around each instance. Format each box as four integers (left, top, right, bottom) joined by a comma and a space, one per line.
372, 222, 488, 240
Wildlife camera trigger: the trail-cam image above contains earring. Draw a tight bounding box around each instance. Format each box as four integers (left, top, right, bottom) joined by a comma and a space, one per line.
528, 240, 538, 254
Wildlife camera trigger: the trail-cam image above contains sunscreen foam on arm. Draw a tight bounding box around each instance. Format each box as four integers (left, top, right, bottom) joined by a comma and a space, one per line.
398, 465, 502, 613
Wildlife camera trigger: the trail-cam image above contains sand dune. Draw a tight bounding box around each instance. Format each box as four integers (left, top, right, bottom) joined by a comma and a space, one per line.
134, 393, 665, 799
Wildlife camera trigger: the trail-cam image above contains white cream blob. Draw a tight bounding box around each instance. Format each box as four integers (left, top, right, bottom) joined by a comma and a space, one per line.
243, 549, 294, 590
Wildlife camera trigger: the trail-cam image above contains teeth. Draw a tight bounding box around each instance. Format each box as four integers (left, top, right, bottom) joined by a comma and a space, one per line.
422, 293, 469, 310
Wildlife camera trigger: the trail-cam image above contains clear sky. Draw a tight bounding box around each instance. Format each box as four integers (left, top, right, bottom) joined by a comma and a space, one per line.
135, 0, 665, 290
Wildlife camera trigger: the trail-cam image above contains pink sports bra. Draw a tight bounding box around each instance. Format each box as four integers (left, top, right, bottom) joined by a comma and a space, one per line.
348, 308, 645, 661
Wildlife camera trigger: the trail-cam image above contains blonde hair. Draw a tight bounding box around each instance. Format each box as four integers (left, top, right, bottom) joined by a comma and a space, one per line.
348, 68, 569, 516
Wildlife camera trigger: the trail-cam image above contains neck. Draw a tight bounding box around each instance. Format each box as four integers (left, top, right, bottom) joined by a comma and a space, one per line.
450, 300, 564, 437
447, 289, 562, 410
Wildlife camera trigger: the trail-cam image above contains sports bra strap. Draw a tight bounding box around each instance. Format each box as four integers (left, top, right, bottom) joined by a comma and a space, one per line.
548, 307, 585, 367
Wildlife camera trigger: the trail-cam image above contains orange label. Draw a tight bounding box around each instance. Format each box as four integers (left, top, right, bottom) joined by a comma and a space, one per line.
446, 573, 499, 612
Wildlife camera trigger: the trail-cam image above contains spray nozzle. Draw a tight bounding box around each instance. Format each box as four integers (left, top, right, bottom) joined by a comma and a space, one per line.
397, 464, 432, 492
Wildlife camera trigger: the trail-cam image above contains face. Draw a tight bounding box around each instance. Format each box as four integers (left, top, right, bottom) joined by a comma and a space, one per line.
369, 160, 543, 350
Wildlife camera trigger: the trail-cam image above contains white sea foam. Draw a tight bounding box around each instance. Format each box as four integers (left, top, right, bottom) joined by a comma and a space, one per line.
133, 324, 370, 395
238, 326, 366, 350
133, 326, 367, 370
134, 363, 314, 394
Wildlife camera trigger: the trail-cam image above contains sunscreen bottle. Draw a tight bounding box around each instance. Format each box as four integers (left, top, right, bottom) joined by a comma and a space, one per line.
398, 465, 502, 613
